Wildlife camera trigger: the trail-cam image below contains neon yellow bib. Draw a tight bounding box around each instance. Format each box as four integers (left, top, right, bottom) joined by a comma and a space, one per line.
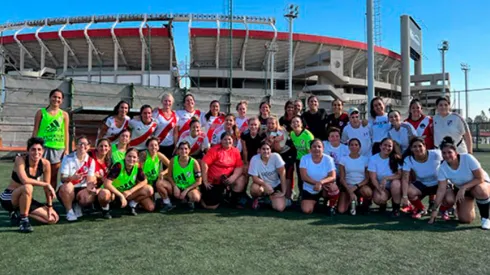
37, 108, 65, 149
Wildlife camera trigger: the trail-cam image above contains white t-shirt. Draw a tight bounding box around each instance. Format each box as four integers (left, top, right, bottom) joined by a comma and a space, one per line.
339, 155, 369, 186
99, 115, 130, 144
403, 150, 442, 187
433, 113, 469, 153
59, 152, 95, 189
300, 153, 336, 194
368, 153, 400, 183
368, 114, 390, 143
437, 154, 490, 187
341, 124, 372, 157
128, 118, 158, 150
152, 109, 178, 146
248, 153, 285, 188
388, 122, 417, 152
323, 141, 349, 168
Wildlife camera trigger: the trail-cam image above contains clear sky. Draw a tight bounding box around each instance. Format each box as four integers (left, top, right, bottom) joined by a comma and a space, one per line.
1, 0, 489, 118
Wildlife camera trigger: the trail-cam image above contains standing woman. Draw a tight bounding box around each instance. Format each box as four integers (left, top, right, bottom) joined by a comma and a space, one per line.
97, 100, 130, 144
176, 118, 210, 160
241, 117, 266, 177
326, 99, 349, 134
338, 138, 372, 215
368, 138, 403, 217
302, 95, 328, 141
429, 137, 490, 230
405, 99, 434, 149
204, 100, 226, 142
0, 137, 58, 233
88, 138, 111, 188
249, 141, 287, 212
299, 139, 337, 214
341, 108, 372, 157
433, 97, 472, 154
32, 89, 69, 189
111, 129, 130, 164
294, 99, 303, 116
401, 137, 443, 219
258, 101, 272, 132
368, 97, 391, 155
235, 100, 249, 133
128, 105, 158, 151
279, 100, 295, 132
139, 137, 171, 211
153, 94, 178, 159
290, 116, 315, 195
99, 148, 154, 218
176, 94, 205, 139
164, 141, 202, 211
387, 110, 417, 153
210, 114, 242, 151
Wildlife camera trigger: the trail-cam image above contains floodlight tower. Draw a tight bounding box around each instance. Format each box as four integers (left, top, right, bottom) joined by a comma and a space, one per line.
461, 63, 470, 121
438, 40, 449, 97
284, 4, 299, 99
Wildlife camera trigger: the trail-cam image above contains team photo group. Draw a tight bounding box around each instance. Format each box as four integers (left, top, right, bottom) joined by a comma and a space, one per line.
2, 88, 490, 233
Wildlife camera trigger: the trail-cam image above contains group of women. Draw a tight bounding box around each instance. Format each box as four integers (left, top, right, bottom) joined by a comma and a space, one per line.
1, 89, 489, 233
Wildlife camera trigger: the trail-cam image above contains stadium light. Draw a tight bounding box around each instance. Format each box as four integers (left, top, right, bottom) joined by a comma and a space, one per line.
284, 4, 299, 99
438, 40, 449, 97
461, 63, 470, 121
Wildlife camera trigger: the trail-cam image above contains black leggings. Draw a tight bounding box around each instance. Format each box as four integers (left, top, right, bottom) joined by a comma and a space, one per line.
295, 160, 303, 194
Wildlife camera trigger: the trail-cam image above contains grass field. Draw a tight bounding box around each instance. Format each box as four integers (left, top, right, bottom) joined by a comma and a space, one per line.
1, 154, 490, 274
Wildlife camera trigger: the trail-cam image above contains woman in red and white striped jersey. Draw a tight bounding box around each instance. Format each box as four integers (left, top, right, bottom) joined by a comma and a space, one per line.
153, 94, 179, 159
175, 94, 206, 140
128, 105, 158, 151
204, 100, 226, 143
404, 99, 434, 150
236, 100, 249, 134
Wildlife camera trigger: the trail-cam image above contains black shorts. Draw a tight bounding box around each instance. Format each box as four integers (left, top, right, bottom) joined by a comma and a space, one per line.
0, 189, 44, 212
56, 186, 85, 202
191, 151, 205, 160
453, 186, 474, 198
200, 184, 226, 206
412, 181, 439, 197
301, 190, 322, 201
159, 145, 175, 161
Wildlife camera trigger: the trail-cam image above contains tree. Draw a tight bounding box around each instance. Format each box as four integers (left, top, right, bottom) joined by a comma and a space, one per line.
474, 110, 489, 131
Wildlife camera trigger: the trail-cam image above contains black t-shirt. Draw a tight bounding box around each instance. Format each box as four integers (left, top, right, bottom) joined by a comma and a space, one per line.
240, 130, 266, 162
302, 109, 328, 141
279, 116, 293, 132
107, 162, 146, 182
326, 113, 349, 134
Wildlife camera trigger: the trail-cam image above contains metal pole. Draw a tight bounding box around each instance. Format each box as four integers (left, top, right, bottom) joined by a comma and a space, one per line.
441, 50, 445, 97
465, 67, 469, 121
366, 0, 375, 114
270, 51, 274, 97
288, 17, 293, 99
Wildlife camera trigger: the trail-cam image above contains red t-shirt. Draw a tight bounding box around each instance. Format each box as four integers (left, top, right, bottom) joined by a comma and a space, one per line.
203, 145, 244, 184
405, 115, 434, 149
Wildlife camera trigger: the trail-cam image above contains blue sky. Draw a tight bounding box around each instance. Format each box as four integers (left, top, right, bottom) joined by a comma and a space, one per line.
1, 0, 489, 118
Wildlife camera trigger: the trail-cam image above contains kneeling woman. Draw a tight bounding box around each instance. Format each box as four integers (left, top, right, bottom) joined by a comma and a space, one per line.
338, 138, 372, 215
99, 148, 154, 218
368, 138, 403, 217
164, 141, 202, 211
201, 133, 246, 209
249, 141, 287, 212
299, 139, 337, 214
0, 137, 58, 233
429, 137, 490, 230
401, 137, 443, 219
57, 136, 97, 222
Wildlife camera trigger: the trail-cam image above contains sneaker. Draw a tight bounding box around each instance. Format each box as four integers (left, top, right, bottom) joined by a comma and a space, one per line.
102, 210, 112, 219
481, 218, 490, 230
391, 209, 400, 218
401, 204, 414, 214
236, 197, 248, 209
349, 206, 357, 216
286, 199, 292, 208
439, 210, 450, 221
187, 202, 195, 212
66, 209, 78, 222
428, 200, 435, 213
160, 203, 175, 213
19, 219, 33, 233
9, 211, 20, 226
411, 209, 427, 219
327, 207, 337, 216
130, 207, 138, 216
73, 203, 83, 218
251, 198, 260, 210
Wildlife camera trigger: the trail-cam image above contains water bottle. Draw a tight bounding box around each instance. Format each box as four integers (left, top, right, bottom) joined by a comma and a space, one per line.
350, 199, 357, 216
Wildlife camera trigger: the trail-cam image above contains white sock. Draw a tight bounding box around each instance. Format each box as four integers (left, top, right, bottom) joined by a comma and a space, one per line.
162, 198, 171, 205
129, 200, 138, 208
101, 205, 110, 211
67, 209, 75, 215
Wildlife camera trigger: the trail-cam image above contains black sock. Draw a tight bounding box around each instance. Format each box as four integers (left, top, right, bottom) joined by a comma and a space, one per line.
230, 191, 241, 205
392, 203, 400, 211
476, 197, 490, 219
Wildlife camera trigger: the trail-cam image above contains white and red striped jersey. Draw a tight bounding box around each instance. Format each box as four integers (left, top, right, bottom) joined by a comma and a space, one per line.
153, 109, 178, 146
204, 115, 226, 142
177, 130, 210, 156
59, 152, 95, 189
405, 115, 434, 149
128, 118, 158, 150
236, 116, 249, 133
99, 115, 130, 144
176, 109, 205, 137
210, 124, 243, 152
